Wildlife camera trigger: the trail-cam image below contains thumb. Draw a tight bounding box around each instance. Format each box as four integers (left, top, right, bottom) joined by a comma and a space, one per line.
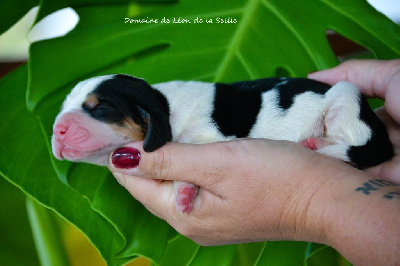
108, 141, 227, 218
108, 141, 216, 185
308, 59, 399, 99
308, 59, 400, 124
110, 170, 176, 219
108, 141, 199, 219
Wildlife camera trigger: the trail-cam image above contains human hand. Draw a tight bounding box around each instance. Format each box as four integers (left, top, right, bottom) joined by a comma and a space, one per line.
108, 139, 345, 246
309, 59, 400, 183
108, 138, 400, 265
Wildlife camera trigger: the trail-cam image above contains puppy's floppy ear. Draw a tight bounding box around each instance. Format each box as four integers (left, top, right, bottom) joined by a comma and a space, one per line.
143, 111, 172, 152
112, 74, 172, 152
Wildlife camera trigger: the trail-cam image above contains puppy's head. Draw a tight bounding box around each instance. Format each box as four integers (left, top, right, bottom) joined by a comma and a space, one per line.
52, 74, 171, 166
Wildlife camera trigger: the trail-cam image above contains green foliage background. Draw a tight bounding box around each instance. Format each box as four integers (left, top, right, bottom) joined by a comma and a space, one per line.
0, 0, 399, 265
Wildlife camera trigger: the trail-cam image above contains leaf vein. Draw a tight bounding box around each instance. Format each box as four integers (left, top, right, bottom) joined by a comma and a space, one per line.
259, 0, 322, 69
214, 0, 258, 81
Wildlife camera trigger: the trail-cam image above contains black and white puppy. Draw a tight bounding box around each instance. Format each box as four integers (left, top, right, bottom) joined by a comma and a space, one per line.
52, 74, 394, 213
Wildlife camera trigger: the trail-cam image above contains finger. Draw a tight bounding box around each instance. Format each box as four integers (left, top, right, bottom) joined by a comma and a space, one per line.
374, 108, 400, 145
108, 141, 227, 187
365, 158, 400, 185
110, 169, 221, 220
383, 69, 400, 124
309, 59, 400, 124
308, 59, 400, 99
111, 170, 176, 219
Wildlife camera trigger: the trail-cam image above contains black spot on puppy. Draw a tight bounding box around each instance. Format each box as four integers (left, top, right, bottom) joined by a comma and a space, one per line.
212, 83, 262, 137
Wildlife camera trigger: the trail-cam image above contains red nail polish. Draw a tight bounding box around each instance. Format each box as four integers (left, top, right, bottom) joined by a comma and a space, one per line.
112, 147, 141, 169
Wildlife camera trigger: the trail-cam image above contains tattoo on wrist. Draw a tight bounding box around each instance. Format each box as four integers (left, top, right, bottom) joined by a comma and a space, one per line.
355, 179, 400, 200
383, 192, 400, 199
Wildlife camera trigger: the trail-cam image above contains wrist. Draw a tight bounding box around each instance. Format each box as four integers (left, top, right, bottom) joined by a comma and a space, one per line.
277, 154, 349, 244
301, 161, 400, 265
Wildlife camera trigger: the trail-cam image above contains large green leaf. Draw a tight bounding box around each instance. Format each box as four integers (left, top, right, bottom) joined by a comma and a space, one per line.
26, 0, 400, 112
1, 0, 399, 265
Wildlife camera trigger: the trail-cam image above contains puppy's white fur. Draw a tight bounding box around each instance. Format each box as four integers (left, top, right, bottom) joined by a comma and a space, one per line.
154, 81, 230, 144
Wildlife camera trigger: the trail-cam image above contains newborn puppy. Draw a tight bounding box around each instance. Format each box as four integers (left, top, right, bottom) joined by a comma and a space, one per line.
52, 74, 394, 213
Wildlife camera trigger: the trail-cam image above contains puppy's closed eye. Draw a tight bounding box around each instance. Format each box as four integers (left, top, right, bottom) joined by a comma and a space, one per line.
83, 99, 123, 124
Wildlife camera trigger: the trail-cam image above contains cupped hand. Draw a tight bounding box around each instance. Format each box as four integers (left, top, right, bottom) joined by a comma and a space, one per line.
108, 139, 346, 246
309, 59, 400, 183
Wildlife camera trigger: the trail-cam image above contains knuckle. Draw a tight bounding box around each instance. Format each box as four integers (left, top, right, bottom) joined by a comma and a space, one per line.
147, 148, 172, 179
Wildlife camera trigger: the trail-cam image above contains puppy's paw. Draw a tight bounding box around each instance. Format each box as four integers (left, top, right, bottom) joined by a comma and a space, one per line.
174, 181, 198, 214
300, 137, 333, 151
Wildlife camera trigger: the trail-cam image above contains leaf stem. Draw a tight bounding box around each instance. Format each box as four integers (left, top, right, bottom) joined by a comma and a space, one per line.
26, 196, 69, 266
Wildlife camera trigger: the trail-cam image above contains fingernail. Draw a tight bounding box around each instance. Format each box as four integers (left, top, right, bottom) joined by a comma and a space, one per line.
112, 147, 141, 169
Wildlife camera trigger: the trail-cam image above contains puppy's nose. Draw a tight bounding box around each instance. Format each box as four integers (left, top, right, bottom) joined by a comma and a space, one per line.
53, 123, 89, 144
53, 124, 68, 141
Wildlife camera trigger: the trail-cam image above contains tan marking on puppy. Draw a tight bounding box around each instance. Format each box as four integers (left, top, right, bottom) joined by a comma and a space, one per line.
112, 118, 147, 141
83, 94, 99, 110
